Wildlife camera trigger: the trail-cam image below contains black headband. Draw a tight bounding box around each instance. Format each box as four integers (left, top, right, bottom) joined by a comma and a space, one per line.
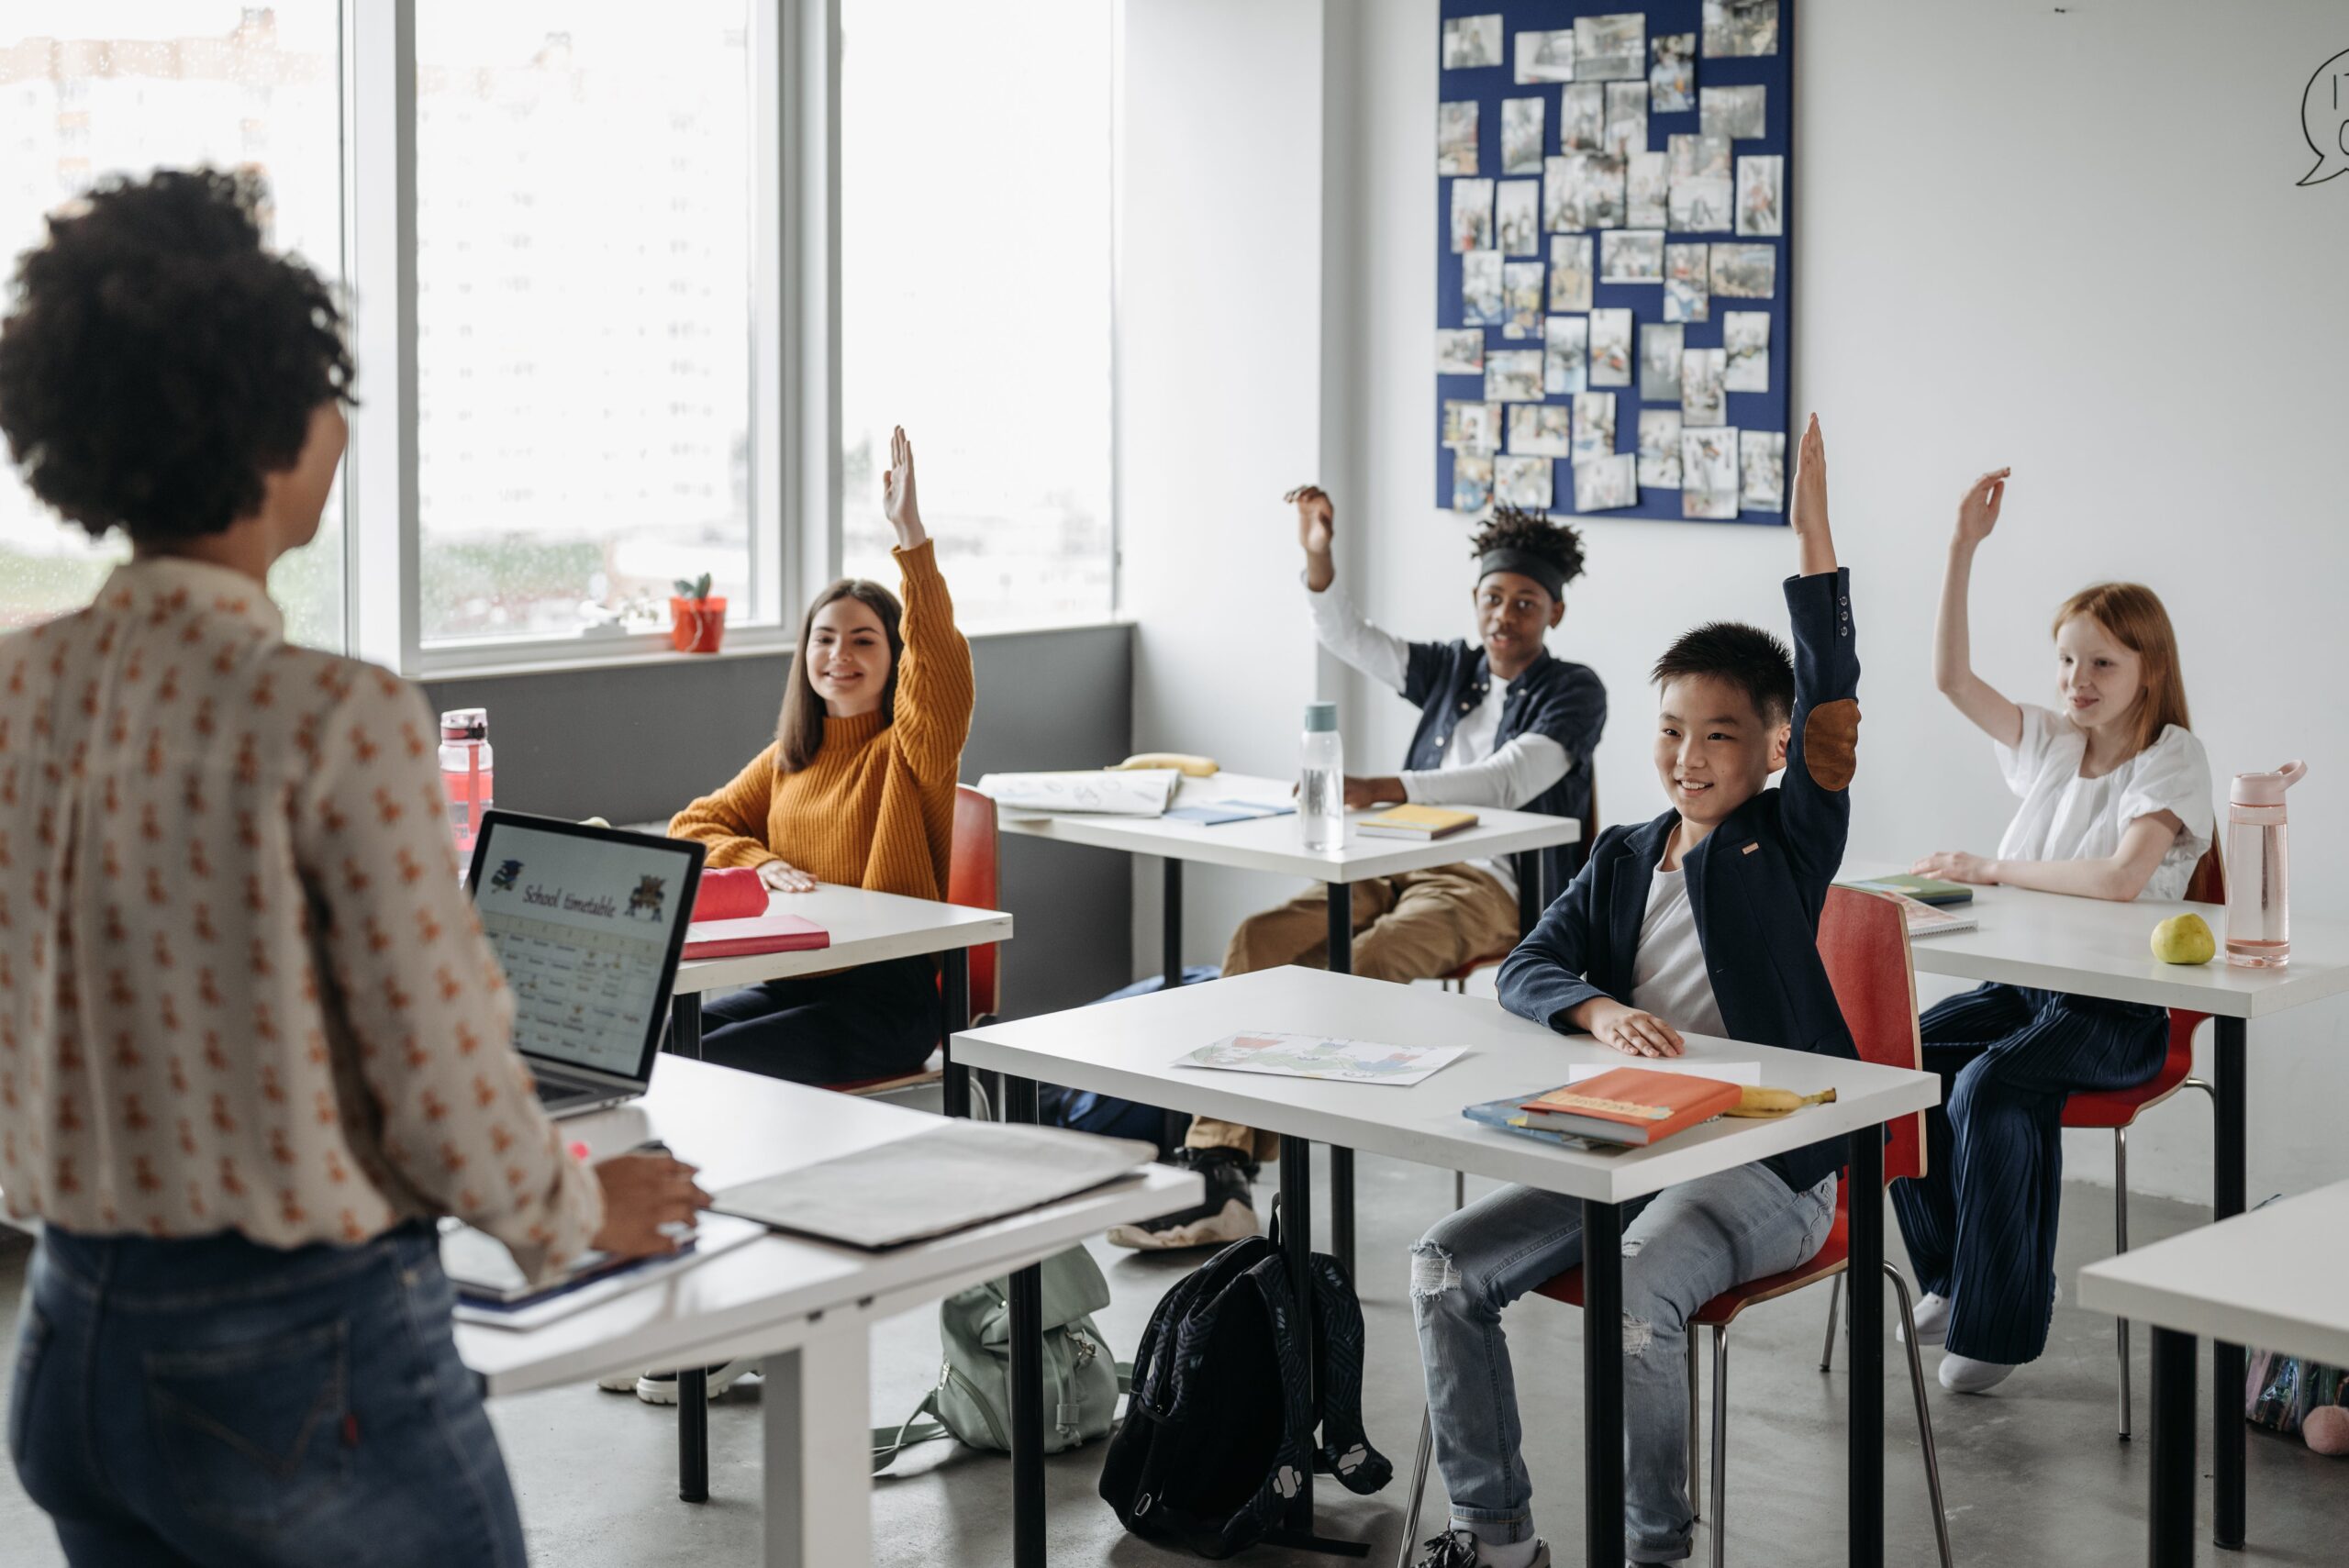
1477, 548, 1566, 602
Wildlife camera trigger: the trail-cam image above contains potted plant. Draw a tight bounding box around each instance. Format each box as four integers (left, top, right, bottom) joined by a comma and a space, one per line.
669, 573, 728, 653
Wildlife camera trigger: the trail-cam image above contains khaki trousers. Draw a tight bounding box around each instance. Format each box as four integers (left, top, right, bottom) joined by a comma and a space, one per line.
1185, 862, 1521, 1160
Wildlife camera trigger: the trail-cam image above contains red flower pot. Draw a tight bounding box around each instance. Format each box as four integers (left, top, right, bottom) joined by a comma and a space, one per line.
668, 595, 727, 653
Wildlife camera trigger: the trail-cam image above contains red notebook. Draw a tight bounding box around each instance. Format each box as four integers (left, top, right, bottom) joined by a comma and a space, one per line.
681, 913, 829, 961
1514, 1066, 1742, 1147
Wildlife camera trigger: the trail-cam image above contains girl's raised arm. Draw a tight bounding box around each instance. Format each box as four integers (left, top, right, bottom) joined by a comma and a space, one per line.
1935, 467, 2024, 747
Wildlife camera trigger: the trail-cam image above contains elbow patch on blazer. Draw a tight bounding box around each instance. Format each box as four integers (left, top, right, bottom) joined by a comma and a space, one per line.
1804, 698, 1861, 791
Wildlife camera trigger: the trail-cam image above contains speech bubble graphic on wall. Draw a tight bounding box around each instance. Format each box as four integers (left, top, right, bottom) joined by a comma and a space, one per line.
2300, 49, 2349, 185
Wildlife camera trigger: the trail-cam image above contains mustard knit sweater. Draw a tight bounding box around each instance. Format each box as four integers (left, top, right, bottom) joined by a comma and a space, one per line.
670, 540, 974, 900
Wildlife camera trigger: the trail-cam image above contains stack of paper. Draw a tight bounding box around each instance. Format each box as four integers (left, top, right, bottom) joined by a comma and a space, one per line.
976, 769, 1180, 817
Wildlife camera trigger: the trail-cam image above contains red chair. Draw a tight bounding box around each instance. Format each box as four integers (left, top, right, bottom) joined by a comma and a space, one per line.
1438, 782, 1598, 996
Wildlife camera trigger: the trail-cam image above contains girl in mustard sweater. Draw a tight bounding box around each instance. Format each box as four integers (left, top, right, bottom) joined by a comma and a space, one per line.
670, 427, 974, 1084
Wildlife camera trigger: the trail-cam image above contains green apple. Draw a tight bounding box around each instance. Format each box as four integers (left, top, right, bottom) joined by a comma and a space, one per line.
2150, 912, 2216, 965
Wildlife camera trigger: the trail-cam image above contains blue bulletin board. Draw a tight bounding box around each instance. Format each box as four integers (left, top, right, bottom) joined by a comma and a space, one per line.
1435, 1, 1793, 525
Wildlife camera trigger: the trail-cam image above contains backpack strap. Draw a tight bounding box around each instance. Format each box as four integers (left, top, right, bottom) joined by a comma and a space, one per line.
1305, 1251, 1394, 1496
870, 1386, 950, 1474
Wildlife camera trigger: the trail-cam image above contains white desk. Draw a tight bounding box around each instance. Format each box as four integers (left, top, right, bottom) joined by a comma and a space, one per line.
1840, 858, 2349, 1549
954, 967, 1939, 1568
996, 770, 1584, 1263
2076, 1181, 2349, 1568
461, 1057, 1197, 1568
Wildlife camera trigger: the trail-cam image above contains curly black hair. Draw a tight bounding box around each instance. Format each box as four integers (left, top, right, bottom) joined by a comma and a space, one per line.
0, 167, 353, 545
1469, 504, 1587, 594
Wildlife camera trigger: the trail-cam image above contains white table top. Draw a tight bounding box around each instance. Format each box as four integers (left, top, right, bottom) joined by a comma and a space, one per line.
456, 1057, 1196, 1396
952, 967, 1938, 1206
2077, 1180, 2349, 1369
1839, 859, 2349, 1020
672, 883, 1011, 995
994, 771, 1581, 883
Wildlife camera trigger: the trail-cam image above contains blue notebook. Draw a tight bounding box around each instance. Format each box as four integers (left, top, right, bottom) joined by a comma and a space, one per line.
1462, 1093, 1622, 1153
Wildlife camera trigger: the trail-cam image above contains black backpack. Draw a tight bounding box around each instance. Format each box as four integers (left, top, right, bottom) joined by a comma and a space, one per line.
1099, 1230, 1392, 1558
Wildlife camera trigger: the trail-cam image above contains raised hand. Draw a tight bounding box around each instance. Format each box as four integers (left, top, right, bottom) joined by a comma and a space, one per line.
1787, 413, 1835, 574
1954, 467, 2009, 550
1286, 484, 1336, 590
881, 425, 926, 550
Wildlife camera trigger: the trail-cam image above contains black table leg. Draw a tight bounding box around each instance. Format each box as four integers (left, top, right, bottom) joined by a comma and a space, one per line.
1515, 849, 1541, 939
676, 1365, 708, 1502
1006, 1074, 1046, 1568
1323, 883, 1356, 1275
2151, 1326, 2198, 1568
668, 992, 702, 1059
1163, 857, 1184, 988
941, 948, 971, 1119
2212, 1016, 2246, 1549
1582, 1197, 1625, 1568
1847, 1129, 1886, 1568
1279, 1135, 1319, 1530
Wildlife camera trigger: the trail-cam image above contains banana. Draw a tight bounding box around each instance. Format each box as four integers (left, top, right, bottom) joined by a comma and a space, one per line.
1112, 752, 1220, 777
1723, 1085, 1838, 1118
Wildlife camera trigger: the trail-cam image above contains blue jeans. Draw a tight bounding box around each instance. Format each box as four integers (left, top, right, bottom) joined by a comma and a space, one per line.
9, 1223, 528, 1568
1411, 1164, 1839, 1563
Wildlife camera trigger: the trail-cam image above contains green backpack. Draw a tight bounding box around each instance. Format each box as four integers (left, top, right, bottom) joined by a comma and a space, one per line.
871, 1244, 1126, 1472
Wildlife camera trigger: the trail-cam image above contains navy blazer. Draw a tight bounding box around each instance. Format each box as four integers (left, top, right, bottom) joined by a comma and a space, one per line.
1497, 569, 1861, 1195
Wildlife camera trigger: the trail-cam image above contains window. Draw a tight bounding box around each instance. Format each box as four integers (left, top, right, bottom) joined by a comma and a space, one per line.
838, 0, 1114, 631
0, 2, 346, 648
411, 2, 755, 647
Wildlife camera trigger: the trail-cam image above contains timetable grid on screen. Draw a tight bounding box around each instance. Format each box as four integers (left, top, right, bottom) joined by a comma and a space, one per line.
481, 914, 672, 1079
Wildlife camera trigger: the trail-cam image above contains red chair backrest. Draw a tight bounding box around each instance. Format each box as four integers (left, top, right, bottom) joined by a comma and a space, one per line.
948, 784, 1000, 1020
2184, 841, 2225, 906
1817, 885, 1926, 1185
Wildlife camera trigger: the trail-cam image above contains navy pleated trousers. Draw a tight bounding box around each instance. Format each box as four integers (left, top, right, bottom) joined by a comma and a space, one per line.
1890, 983, 2166, 1363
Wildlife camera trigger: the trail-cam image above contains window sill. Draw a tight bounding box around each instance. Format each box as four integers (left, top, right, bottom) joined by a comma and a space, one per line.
409, 617, 1130, 682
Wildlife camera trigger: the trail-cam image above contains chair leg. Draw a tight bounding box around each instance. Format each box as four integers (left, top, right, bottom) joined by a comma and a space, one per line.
1395, 1406, 1434, 1568
1886, 1263, 1956, 1568
2114, 1126, 2132, 1440
1687, 1329, 1702, 1521
1453, 1169, 1465, 1211
1709, 1325, 1730, 1568
1820, 1272, 1842, 1373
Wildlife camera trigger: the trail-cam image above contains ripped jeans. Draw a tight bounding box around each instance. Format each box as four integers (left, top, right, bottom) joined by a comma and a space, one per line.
1410, 1164, 1837, 1562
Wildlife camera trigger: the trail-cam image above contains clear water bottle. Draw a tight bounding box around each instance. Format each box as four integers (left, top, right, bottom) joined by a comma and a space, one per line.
440, 707, 495, 863
2224, 761, 2306, 969
1300, 701, 1343, 852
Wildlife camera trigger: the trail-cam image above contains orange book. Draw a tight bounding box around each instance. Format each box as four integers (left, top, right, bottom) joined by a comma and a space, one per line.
1514, 1066, 1742, 1147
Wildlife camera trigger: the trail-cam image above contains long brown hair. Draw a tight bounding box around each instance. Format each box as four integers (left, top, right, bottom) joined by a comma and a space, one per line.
776, 578, 904, 773
2052, 582, 2190, 761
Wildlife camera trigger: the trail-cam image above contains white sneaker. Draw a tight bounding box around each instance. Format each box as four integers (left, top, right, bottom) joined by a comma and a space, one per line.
1898, 1292, 1950, 1346
633, 1360, 762, 1405
596, 1368, 646, 1394
1937, 1351, 2017, 1394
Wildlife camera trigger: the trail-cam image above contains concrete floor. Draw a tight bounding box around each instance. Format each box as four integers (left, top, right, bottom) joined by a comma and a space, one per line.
2, 1145, 2341, 1568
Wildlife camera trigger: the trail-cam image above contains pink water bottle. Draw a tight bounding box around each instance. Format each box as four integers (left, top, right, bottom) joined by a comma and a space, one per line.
2223, 760, 2306, 969
439, 707, 495, 861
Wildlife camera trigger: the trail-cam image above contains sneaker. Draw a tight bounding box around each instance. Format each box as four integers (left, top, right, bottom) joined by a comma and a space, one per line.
1898, 1292, 1950, 1346
596, 1368, 646, 1394
1408, 1529, 1551, 1568
633, 1360, 762, 1405
1937, 1351, 2017, 1394
1106, 1147, 1259, 1251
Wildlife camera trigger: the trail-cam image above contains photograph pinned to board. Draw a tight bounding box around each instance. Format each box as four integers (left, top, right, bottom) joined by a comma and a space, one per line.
1638, 407, 1685, 487
1680, 426, 1741, 518
1664, 241, 1710, 322
1500, 261, 1544, 337
1515, 27, 1575, 84
1183, 1031, 1466, 1087
1439, 101, 1480, 176
1709, 241, 1777, 298
1667, 133, 1734, 232
1442, 398, 1503, 453
1571, 391, 1618, 462
1557, 152, 1627, 230
1741, 428, 1787, 511
1497, 180, 1542, 255
1598, 228, 1664, 284
1543, 313, 1589, 393
1484, 348, 1544, 402
1451, 177, 1495, 253
1704, 0, 1779, 59
1700, 84, 1767, 141
1587, 307, 1633, 386
1736, 154, 1784, 236
1436, 328, 1486, 377
1559, 83, 1606, 152
1463, 250, 1505, 324
1604, 81, 1650, 158
1626, 150, 1670, 228
1640, 322, 1685, 402
1443, 13, 1504, 70
1574, 452, 1640, 513
1509, 403, 1573, 457
1722, 309, 1771, 391
1548, 233, 1595, 311
1681, 346, 1728, 426
1650, 31, 1696, 112
1501, 97, 1545, 176
1495, 452, 1555, 510
1453, 450, 1496, 513
1574, 12, 1645, 81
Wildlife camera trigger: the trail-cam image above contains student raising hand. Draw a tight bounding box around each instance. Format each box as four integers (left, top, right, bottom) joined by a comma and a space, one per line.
881, 425, 926, 550
1954, 466, 2010, 550
1787, 412, 1837, 576
1286, 484, 1336, 591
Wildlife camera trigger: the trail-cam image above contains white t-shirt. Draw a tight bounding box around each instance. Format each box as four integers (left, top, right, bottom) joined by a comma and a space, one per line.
1993, 704, 2216, 904
1629, 862, 1728, 1039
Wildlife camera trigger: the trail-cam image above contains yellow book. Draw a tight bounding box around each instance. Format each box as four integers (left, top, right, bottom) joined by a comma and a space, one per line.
1357, 804, 1479, 840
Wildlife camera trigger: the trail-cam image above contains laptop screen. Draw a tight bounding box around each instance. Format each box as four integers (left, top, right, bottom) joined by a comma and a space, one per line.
466, 813, 706, 1083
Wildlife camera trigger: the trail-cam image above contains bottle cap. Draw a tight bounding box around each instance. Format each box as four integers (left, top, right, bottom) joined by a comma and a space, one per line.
1303, 702, 1339, 734
2231, 760, 2308, 807
440, 707, 488, 742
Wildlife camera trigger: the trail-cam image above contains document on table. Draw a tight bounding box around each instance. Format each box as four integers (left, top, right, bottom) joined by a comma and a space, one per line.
1565, 1060, 1760, 1085
976, 768, 1180, 817
445, 1212, 769, 1330
1179, 1030, 1466, 1085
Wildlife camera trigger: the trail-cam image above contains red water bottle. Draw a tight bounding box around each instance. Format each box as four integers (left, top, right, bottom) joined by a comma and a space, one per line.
439, 707, 495, 861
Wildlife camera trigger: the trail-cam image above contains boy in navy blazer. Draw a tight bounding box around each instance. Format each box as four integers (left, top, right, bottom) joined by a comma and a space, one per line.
1407, 417, 1859, 1568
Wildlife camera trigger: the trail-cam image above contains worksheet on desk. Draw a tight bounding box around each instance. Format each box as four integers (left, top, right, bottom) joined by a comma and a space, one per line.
1180, 1031, 1466, 1086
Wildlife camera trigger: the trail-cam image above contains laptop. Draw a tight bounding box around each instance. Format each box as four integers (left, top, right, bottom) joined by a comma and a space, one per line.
464, 811, 706, 1118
